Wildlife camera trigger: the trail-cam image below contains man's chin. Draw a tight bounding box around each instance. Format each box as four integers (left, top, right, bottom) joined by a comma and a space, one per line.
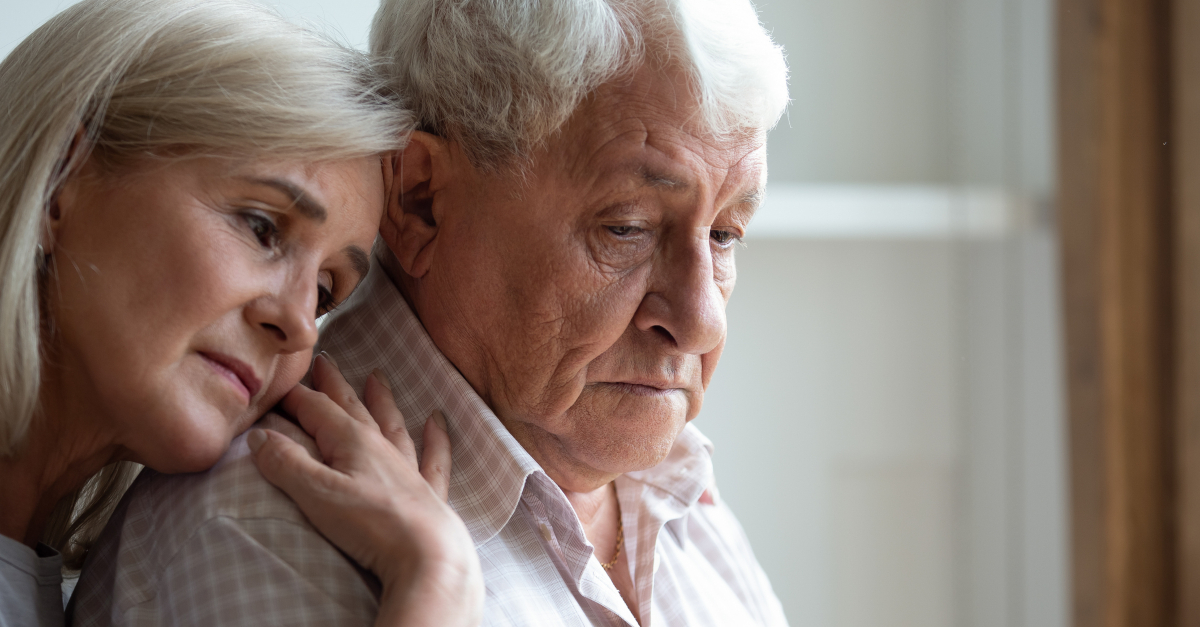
509, 390, 693, 487
566, 418, 686, 475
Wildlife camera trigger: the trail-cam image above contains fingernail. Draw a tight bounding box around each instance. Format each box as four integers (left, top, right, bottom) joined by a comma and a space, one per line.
372, 368, 392, 391
318, 351, 339, 370
430, 410, 448, 433
247, 429, 267, 453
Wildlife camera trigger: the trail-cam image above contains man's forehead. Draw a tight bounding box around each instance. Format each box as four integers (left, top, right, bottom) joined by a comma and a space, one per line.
549, 65, 769, 209
634, 161, 766, 208
562, 127, 766, 210
569, 65, 763, 154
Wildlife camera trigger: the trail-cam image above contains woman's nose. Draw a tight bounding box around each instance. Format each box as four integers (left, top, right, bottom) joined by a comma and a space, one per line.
633, 233, 727, 355
244, 279, 320, 354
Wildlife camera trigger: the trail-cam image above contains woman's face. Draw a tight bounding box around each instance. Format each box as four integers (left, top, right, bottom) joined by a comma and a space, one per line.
48, 154, 384, 473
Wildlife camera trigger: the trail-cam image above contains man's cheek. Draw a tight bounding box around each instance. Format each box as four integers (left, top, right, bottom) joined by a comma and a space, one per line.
717, 271, 737, 302
699, 342, 725, 390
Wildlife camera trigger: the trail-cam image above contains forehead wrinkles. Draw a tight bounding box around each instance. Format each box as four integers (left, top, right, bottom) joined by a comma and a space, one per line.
712, 138, 768, 209
565, 121, 649, 190
560, 117, 764, 209
624, 130, 766, 213
553, 69, 767, 207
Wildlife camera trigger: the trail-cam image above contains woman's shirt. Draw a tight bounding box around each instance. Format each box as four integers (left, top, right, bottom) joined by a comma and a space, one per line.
0, 534, 63, 626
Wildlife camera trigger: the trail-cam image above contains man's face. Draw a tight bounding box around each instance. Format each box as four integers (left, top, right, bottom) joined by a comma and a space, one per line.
413, 63, 766, 491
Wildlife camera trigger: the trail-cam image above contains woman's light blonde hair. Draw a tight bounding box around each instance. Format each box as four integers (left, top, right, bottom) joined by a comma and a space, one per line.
0, 0, 410, 567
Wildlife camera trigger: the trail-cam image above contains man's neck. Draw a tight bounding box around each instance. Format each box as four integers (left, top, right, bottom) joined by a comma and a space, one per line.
563, 479, 639, 622
377, 246, 421, 315
562, 481, 614, 527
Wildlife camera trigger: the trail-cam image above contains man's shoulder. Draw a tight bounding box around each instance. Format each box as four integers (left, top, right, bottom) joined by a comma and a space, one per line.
72, 415, 375, 626
125, 414, 313, 538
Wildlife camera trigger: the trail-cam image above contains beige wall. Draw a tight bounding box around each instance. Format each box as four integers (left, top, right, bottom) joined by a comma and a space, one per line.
700, 231, 1067, 627
759, 0, 1054, 195
699, 0, 1066, 625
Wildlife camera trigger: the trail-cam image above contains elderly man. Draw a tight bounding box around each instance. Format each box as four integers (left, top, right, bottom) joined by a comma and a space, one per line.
72, 0, 789, 624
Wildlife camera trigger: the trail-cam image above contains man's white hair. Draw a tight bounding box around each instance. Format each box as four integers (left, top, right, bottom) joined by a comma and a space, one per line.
370, 0, 789, 168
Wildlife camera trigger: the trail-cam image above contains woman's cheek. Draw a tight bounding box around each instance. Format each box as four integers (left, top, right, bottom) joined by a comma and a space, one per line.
257, 351, 314, 412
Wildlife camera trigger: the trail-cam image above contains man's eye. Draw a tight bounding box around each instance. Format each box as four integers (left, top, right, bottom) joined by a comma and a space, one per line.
242, 212, 280, 249
606, 225, 643, 238
711, 229, 740, 247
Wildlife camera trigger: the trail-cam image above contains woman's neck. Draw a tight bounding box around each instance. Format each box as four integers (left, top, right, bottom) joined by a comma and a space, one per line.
0, 364, 120, 547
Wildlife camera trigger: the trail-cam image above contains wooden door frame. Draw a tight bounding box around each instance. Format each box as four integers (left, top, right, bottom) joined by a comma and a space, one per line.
1174, 0, 1200, 624
1057, 0, 1177, 625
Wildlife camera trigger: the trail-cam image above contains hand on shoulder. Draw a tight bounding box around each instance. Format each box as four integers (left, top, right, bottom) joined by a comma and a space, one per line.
249, 354, 483, 627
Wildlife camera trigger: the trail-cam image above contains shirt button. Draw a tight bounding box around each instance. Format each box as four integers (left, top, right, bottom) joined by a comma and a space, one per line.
539, 523, 553, 542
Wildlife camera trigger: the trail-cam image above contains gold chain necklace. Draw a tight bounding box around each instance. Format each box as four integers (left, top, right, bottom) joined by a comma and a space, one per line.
600, 518, 625, 571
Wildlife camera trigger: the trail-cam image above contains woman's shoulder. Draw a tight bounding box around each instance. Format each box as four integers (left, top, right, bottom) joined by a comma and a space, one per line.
0, 535, 64, 627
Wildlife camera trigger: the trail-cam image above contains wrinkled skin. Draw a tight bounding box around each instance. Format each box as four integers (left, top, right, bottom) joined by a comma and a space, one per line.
386, 60, 767, 621
389, 61, 767, 494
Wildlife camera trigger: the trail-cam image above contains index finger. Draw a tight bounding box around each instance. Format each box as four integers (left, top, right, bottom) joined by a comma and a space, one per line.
280, 384, 362, 457
310, 353, 374, 426
363, 369, 418, 465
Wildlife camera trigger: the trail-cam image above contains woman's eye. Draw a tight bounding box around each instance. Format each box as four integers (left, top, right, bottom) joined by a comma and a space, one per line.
315, 284, 336, 317
711, 229, 740, 247
241, 212, 280, 249
606, 225, 643, 238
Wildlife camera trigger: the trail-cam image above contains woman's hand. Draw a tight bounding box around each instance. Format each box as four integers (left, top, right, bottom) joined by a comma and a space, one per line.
247, 354, 483, 627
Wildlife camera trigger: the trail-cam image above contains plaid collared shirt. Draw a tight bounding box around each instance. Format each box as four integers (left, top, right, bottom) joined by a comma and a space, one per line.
70, 257, 788, 626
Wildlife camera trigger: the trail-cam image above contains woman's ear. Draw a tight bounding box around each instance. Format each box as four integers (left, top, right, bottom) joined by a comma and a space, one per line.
380, 131, 452, 279
44, 126, 92, 254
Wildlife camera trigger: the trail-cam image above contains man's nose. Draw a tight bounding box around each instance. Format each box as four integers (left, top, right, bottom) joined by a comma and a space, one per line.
632, 233, 727, 355
244, 275, 320, 354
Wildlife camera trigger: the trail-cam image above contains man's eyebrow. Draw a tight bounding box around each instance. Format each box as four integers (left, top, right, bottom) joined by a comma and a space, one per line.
638, 167, 689, 190
637, 167, 764, 209
740, 188, 766, 209
344, 245, 370, 281
241, 177, 327, 223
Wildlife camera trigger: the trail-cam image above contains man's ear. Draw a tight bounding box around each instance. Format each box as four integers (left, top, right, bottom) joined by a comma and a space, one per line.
381, 130, 452, 279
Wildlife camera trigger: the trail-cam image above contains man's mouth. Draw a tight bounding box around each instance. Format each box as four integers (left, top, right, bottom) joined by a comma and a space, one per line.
601, 379, 682, 397
198, 351, 263, 403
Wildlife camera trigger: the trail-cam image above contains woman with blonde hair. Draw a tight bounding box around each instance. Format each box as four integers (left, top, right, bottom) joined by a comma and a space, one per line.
0, 0, 482, 625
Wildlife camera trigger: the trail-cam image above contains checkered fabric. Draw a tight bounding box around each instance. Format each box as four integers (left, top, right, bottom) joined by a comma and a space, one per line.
69, 256, 788, 626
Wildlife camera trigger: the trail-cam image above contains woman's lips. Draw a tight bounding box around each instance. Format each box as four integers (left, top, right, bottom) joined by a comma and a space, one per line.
199, 352, 263, 403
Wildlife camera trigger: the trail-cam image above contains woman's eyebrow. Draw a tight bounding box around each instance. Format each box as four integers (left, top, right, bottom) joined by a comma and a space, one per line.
345, 245, 370, 281
240, 176, 327, 223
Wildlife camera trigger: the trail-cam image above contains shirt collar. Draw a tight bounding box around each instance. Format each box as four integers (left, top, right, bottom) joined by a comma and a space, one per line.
624, 423, 715, 513
316, 254, 541, 546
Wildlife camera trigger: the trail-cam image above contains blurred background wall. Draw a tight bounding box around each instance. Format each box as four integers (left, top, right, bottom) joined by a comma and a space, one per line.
698, 1, 1068, 626
1, 1, 1069, 625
